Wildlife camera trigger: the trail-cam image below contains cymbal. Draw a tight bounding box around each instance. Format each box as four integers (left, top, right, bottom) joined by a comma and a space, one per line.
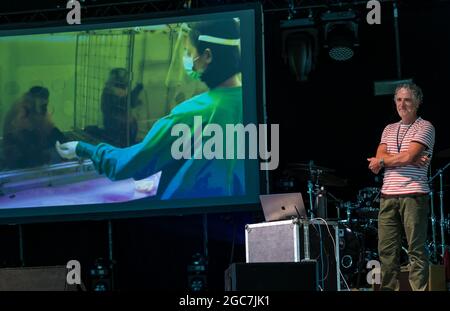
316, 172, 348, 187
287, 162, 335, 173
285, 168, 348, 187
436, 147, 450, 158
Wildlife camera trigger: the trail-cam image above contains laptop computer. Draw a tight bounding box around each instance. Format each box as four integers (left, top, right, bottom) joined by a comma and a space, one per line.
259, 192, 307, 222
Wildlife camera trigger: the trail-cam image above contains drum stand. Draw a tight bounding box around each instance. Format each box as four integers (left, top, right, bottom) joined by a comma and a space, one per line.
306, 160, 318, 218
428, 182, 438, 263
307, 179, 315, 219
306, 162, 328, 219
327, 191, 343, 220
428, 161, 450, 263
307, 180, 327, 219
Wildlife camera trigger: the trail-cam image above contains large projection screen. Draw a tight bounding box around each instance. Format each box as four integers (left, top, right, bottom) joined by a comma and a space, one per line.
0, 3, 267, 223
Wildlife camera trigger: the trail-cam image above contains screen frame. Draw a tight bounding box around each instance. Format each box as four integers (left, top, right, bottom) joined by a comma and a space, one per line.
0, 3, 268, 224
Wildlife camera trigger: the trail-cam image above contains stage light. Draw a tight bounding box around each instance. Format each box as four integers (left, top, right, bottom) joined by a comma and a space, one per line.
322, 11, 359, 61
281, 17, 319, 82
187, 253, 207, 291
89, 258, 111, 291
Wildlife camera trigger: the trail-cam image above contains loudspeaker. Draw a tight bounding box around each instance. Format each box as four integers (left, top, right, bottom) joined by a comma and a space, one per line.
224, 261, 318, 291
0, 266, 80, 291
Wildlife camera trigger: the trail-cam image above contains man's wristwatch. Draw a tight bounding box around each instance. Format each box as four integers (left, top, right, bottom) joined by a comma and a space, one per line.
379, 158, 385, 168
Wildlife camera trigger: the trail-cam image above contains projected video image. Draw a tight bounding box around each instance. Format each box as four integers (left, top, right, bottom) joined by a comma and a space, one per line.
0, 15, 252, 210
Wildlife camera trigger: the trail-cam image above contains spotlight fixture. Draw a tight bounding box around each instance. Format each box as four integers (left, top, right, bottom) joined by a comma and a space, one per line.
89, 258, 111, 291
281, 17, 319, 82
187, 253, 208, 291
321, 10, 359, 61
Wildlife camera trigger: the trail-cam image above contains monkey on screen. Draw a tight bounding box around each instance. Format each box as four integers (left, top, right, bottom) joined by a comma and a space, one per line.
2, 86, 65, 169
101, 68, 143, 147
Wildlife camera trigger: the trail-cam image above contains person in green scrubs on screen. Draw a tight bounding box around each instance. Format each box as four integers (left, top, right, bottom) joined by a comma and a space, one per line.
56, 18, 245, 199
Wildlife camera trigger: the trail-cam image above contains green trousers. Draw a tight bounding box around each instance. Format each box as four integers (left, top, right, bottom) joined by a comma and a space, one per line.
378, 195, 429, 291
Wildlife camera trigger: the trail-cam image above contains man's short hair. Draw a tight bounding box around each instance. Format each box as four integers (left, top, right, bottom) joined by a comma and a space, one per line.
394, 82, 423, 106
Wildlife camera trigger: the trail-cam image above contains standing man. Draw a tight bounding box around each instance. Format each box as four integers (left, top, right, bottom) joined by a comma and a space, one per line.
367, 83, 435, 291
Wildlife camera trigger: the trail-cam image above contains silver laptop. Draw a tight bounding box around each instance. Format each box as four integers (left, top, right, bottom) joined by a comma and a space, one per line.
259, 192, 307, 222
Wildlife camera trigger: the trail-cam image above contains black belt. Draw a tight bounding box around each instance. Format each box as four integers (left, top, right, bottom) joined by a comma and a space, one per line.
381, 193, 428, 199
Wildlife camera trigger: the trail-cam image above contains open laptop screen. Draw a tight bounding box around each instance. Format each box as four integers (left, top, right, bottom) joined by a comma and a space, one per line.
259, 193, 307, 222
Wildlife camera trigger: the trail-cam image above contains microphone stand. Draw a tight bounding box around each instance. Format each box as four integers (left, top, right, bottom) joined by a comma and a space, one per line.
428, 182, 438, 263
327, 191, 343, 220
307, 160, 316, 219
307, 179, 315, 219
428, 161, 450, 261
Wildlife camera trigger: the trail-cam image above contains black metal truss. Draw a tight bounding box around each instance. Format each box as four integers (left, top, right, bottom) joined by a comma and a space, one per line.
0, 1, 186, 28
0, 0, 436, 28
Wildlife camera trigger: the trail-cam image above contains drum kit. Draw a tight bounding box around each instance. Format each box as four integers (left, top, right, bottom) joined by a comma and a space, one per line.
282, 161, 384, 286
281, 149, 450, 288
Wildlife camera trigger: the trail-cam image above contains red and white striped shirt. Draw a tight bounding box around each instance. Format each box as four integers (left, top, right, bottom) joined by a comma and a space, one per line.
380, 117, 435, 195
